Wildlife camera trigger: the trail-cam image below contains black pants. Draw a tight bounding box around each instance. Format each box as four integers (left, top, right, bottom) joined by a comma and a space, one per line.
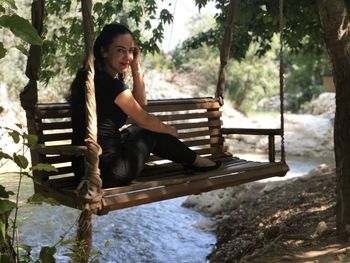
99, 125, 197, 188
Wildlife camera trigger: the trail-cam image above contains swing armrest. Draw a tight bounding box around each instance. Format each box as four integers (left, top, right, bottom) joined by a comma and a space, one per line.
221, 128, 282, 136
221, 128, 282, 162
37, 145, 87, 156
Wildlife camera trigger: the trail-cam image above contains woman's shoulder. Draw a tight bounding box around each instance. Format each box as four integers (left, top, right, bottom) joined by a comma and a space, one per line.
95, 69, 123, 86
95, 69, 128, 97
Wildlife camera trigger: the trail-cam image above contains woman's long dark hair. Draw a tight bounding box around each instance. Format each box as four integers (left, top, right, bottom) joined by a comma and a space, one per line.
69, 23, 133, 177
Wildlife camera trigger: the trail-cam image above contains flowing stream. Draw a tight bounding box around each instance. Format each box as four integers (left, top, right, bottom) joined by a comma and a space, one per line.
0, 153, 334, 263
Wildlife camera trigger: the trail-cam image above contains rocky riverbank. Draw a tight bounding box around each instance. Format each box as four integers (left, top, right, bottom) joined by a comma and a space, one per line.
203, 164, 343, 263
181, 92, 338, 262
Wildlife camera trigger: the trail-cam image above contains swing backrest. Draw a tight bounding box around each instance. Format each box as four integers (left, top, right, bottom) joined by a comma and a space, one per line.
32, 97, 226, 187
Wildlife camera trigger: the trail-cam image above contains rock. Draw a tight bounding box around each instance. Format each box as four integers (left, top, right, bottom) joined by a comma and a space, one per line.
192, 219, 217, 232
304, 164, 334, 179
181, 183, 265, 217
311, 221, 327, 238
302, 92, 335, 117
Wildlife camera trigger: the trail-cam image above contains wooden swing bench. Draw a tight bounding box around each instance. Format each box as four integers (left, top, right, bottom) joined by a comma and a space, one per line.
32, 97, 289, 215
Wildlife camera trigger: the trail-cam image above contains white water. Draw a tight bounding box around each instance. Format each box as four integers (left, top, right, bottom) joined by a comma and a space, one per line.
2, 174, 215, 263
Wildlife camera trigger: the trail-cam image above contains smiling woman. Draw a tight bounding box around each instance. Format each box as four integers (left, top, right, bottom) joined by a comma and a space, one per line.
70, 23, 220, 188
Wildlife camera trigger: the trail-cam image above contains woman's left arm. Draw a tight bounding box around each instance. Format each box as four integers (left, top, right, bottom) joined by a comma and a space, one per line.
131, 46, 147, 107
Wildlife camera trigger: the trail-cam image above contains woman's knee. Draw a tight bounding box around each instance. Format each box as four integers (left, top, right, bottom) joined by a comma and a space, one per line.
102, 167, 136, 188
100, 156, 137, 187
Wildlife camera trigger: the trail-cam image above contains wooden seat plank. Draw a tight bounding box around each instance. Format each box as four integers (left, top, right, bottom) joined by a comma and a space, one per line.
100, 162, 289, 212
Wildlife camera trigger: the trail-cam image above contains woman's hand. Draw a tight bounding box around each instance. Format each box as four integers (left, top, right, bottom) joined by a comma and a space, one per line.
131, 46, 141, 75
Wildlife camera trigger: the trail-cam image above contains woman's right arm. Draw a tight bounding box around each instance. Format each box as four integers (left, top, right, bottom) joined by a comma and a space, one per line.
115, 89, 178, 138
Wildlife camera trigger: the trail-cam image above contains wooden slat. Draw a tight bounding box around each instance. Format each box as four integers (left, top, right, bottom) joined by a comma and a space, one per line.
34, 183, 79, 209
38, 145, 86, 156
36, 109, 72, 119
184, 138, 222, 148
147, 100, 220, 113
44, 155, 72, 164
174, 119, 222, 130
43, 166, 74, 176
222, 128, 282, 136
36, 103, 70, 110
39, 121, 72, 130
147, 97, 216, 106
156, 111, 222, 122
179, 128, 221, 139
39, 132, 72, 142
48, 177, 79, 189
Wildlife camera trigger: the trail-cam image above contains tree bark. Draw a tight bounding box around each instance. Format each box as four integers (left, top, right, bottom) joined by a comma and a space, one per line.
317, 0, 350, 242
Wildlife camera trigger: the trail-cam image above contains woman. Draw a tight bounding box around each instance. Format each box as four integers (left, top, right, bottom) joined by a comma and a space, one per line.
71, 23, 220, 188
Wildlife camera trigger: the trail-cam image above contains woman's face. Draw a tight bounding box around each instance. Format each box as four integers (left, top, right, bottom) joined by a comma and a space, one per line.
102, 33, 134, 77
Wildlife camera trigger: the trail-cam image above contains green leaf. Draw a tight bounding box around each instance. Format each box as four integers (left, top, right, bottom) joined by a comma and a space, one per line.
0, 5, 5, 13
0, 151, 12, 161
0, 14, 43, 45
18, 244, 32, 253
0, 184, 11, 198
24, 133, 38, 149
0, 199, 16, 214
31, 163, 58, 172
39, 246, 56, 263
13, 154, 28, 169
1, 0, 17, 10
0, 106, 3, 114
8, 130, 20, 143
27, 193, 60, 206
0, 253, 11, 263
59, 238, 74, 246
15, 44, 28, 56
0, 41, 6, 59
104, 240, 110, 247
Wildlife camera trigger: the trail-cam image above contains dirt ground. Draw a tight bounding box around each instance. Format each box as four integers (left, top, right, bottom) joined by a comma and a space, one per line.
207, 165, 350, 263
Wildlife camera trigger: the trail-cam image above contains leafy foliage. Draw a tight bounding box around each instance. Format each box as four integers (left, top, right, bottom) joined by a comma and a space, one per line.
0, 1, 43, 59
0, 107, 105, 261
42, 0, 174, 82
183, 0, 325, 60
284, 49, 330, 111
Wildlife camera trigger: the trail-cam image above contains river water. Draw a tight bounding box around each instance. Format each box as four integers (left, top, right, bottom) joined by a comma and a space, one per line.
0, 153, 334, 263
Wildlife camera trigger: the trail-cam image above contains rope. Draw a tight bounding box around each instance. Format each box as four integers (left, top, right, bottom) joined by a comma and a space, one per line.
215, 0, 238, 106
77, 0, 103, 208
279, 0, 286, 162
166, 0, 178, 52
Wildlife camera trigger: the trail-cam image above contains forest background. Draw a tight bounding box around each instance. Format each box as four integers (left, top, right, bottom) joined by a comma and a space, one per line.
0, 0, 331, 115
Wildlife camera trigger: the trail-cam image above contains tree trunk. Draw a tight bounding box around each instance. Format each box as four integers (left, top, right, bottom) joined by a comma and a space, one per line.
317, 0, 350, 242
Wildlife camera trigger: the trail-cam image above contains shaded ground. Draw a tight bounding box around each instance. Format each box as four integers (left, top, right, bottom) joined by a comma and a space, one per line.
208, 166, 350, 263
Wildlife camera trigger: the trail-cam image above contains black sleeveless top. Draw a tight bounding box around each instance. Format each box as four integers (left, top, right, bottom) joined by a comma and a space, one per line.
95, 70, 128, 140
